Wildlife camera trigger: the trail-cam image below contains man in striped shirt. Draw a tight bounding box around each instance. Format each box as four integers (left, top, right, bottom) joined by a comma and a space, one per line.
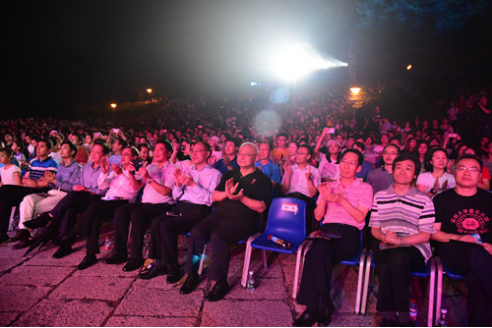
0, 138, 58, 243
370, 153, 435, 327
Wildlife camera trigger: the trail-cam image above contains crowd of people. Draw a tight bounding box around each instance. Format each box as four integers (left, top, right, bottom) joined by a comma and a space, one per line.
0, 87, 491, 326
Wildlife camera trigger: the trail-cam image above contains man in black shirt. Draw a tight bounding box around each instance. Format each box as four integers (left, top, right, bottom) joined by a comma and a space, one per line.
179, 142, 272, 301
432, 154, 492, 326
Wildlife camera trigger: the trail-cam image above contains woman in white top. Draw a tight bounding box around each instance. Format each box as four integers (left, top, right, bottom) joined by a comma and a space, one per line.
416, 148, 456, 198
0, 148, 21, 186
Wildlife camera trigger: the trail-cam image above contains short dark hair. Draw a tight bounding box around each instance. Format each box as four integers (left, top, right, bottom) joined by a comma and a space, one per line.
298, 144, 313, 156
341, 149, 364, 166
277, 133, 288, 139
427, 147, 447, 172
93, 139, 111, 155
123, 145, 139, 158
0, 148, 13, 158
195, 141, 212, 159
114, 137, 128, 148
226, 138, 240, 148
260, 141, 273, 151
455, 154, 483, 172
353, 141, 366, 152
61, 140, 78, 156
392, 153, 420, 175
383, 143, 400, 154
38, 138, 53, 150
155, 138, 173, 153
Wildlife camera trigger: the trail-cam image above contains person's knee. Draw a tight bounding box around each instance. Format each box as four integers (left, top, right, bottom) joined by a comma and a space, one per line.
469, 245, 491, 268
210, 230, 228, 246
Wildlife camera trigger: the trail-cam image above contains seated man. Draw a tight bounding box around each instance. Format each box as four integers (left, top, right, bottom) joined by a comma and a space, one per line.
103, 139, 177, 271
294, 149, 373, 327
213, 138, 239, 175
179, 142, 272, 301
281, 144, 320, 208
13, 141, 80, 249
0, 138, 58, 243
432, 154, 492, 326
370, 153, 435, 327
28, 139, 110, 258
254, 141, 281, 189
54, 146, 143, 269
138, 141, 222, 282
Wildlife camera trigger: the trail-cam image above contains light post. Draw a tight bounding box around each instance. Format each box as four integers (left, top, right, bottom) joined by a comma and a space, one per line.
110, 103, 117, 120
350, 87, 361, 121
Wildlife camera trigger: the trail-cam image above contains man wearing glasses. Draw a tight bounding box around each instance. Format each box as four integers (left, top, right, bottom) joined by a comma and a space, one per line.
432, 154, 492, 326
179, 142, 272, 301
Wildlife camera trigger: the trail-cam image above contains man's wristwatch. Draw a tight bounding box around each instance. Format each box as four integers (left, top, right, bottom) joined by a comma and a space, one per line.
430, 188, 437, 195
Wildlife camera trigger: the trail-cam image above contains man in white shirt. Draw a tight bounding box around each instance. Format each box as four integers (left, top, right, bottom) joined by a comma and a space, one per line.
281, 144, 321, 211
103, 140, 177, 272
138, 141, 222, 283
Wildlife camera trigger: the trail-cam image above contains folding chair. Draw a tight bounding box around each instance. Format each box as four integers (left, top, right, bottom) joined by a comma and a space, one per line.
240, 198, 308, 291
434, 256, 465, 326
361, 255, 436, 327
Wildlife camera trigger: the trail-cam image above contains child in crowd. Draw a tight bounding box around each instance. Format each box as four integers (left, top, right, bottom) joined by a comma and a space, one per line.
0, 148, 21, 187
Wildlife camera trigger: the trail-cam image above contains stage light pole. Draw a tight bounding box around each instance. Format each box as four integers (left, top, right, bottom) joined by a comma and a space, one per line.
111, 103, 117, 120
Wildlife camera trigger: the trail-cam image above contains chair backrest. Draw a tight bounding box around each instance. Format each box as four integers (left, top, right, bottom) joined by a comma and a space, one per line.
263, 197, 307, 246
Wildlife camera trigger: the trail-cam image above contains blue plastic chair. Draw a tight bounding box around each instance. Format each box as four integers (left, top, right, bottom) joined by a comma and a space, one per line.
434, 256, 465, 326
241, 197, 308, 289
361, 254, 436, 327
296, 230, 367, 313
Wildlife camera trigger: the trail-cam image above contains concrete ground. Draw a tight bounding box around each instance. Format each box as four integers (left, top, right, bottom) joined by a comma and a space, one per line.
0, 232, 468, 327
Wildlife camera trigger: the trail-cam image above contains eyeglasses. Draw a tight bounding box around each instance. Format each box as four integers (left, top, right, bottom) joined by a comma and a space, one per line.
237, 153, 257, 158
455, 166, 480, 173
341, 159, 357, 166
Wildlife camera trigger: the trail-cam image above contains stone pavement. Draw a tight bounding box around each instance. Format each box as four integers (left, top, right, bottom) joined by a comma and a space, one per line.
0, 233, 468, 327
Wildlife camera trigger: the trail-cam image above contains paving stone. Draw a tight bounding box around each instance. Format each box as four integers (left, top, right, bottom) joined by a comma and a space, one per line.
330, 312, 381, 327
132, 272, 209, 291
115, 287, 203, 317
71, 261, 139, 278
201, 300, 293, 327
105, 315, 197, 327
48, 276, 134, 301
11, 298, 113, 327
0, 257, 27, 274
0, 265, 73, 286
0, 285, 51, 312
225, 277, 287, 301
228, 256, 283, 280
0, 312, 19, 326
24, 243, 87, 267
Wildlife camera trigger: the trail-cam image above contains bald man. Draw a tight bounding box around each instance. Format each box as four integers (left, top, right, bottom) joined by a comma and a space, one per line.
179, 142, 272, 301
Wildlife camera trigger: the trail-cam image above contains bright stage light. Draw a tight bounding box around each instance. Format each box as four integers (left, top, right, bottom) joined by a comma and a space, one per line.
269, 43, 347, 82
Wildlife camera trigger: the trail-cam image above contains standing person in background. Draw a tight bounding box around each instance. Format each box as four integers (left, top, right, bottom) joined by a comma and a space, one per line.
272, 133, 289, 165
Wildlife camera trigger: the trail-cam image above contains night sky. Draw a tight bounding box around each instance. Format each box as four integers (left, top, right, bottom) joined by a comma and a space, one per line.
1, 0, 491, 118
0, 0, 355, 117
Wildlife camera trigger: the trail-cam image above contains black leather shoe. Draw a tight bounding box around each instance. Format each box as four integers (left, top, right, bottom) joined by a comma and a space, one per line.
293, 308, 319, 327
52, 246, 73, 259
166, 267, 183, 284
103, 253, 128, 265
317, 303, 335, 327
122, 258, 144, 272
180, 272, 200, 294
9, 229, 30, 243
53, 235, 75, 248
77, 254, 97, 270
24, 213, 52, 229
13, 238, 33, 249
138, 263, 168, 280
205, 281, 230, 302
